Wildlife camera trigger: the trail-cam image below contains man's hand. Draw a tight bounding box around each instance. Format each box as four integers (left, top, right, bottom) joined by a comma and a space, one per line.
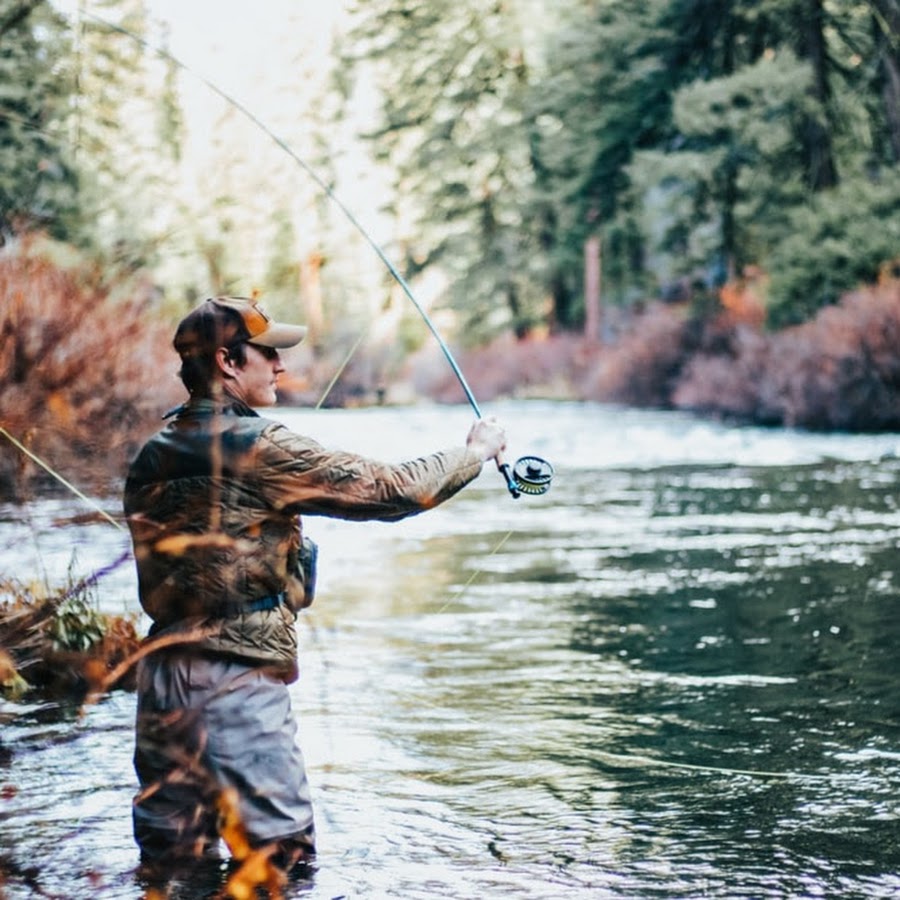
466, 417, 507, 462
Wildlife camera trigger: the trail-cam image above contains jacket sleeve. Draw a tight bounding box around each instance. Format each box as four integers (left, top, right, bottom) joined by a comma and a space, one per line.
255, 422, 485, 520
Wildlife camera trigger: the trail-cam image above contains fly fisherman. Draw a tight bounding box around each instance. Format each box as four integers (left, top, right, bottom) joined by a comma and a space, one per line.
123, 297, 507, 876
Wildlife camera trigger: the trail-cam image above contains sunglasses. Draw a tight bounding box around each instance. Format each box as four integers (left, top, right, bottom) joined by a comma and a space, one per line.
247, 343, 281, 361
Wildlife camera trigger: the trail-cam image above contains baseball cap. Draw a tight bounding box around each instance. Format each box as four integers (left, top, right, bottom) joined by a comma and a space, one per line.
174, 297, 307, 358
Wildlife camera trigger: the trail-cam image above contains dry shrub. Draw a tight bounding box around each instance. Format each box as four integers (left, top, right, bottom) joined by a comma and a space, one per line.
719, 268, 767, 329
582, 302, 701, 407
0, 237, 183, 499
0, 583, 141, 699
577, 276, 900, 430
769, 279, 900, 429
410, 332, 588, 403
672, 324, 780, 423
674, 279, 900, 429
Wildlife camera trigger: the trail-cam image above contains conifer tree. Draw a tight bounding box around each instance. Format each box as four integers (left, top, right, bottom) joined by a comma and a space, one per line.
534, 0, 672, 311
0, 1, 77, 238
347, 0, 551, 341
67, 0, 184, 268
340, 0, 898, 330
872, 0, 900, 161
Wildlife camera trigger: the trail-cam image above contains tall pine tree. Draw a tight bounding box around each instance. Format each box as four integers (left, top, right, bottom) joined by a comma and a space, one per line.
347, 0, 551, 341
0, 1, 77, 238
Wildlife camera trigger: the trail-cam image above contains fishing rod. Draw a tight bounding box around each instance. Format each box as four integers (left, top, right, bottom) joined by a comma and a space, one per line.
81, 12, 554, 499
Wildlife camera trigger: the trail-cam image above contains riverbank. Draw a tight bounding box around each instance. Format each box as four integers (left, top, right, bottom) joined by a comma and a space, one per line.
399, 276, 900, 432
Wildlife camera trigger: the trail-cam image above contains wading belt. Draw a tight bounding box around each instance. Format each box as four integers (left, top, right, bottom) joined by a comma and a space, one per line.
219, 591, 287, 618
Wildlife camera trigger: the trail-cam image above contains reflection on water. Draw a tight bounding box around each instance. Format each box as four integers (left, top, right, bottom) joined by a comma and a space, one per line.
2, 402, 900, 898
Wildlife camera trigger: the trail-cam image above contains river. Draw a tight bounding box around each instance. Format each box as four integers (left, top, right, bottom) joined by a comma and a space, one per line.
2, 400, 900, 899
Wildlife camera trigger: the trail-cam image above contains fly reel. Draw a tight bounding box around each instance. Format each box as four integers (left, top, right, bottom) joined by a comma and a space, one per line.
513, 455, 554, 496
498, 454, 554, 498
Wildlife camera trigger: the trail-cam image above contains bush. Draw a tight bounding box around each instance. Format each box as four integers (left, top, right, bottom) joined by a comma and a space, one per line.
0, 237, 183, 499
582, 302, 702, 408
410, 332, 588, 404
766, 170, 900, 329
0, 576, 141, 699
580, 275, 900, 431
674, 279, 900, 429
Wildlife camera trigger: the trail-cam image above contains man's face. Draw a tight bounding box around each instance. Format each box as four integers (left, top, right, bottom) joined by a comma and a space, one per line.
227, 343, 284, 407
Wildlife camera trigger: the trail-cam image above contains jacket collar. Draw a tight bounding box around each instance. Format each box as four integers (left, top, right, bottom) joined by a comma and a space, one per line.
164, 395, 260, 420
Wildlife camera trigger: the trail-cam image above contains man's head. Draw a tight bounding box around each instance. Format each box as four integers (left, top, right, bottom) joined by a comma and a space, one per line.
174, 297, 307, 404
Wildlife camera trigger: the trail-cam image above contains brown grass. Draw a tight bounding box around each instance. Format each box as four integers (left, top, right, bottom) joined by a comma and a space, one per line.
0, 581, 141, 699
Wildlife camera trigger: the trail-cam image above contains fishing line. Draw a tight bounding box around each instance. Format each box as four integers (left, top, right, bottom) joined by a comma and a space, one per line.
432, 530, 513, 616
1, 11, 549, 703
8, 11, 844, 817
314, 330, 368, 411
0, 425, 124, 532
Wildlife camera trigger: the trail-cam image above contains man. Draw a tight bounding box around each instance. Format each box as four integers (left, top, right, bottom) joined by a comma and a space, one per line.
123, 296, 506, 874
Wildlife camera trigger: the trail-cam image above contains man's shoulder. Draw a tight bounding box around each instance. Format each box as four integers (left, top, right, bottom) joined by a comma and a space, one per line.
255, 418, 325, 459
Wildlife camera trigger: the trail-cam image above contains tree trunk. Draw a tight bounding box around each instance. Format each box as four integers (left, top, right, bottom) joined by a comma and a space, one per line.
550, 271, 574, 334
799, 0, 839, 189
720, 156, 738, 276
301, 251, 324, 349
872, 0, 900, 161
583, 234, 601, 344
507, 282, 528, 340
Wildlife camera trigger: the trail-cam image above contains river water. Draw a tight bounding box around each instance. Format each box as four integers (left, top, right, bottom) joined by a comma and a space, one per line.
2, 400, 900, 899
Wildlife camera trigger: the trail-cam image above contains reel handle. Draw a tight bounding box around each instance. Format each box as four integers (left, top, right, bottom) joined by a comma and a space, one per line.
495, 453, 521, 499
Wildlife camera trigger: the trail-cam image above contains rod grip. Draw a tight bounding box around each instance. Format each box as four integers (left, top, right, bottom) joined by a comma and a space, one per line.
495, 454, 521, 499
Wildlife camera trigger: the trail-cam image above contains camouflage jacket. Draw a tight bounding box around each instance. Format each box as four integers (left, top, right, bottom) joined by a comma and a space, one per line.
124, 397, 484, 679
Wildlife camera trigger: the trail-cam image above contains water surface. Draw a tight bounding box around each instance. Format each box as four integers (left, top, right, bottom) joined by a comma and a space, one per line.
2, 402, 900, 898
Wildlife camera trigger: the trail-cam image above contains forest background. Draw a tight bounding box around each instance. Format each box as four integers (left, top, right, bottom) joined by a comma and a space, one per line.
1, 0, 900, 500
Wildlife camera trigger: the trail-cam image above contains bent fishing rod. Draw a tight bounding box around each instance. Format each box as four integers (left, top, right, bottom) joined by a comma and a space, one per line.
83, 13, 554, 499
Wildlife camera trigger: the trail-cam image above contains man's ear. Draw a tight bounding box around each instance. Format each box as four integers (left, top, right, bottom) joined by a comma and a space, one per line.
215, 346, 239, 379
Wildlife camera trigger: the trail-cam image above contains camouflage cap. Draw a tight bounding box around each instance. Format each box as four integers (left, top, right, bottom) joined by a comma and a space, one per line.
173, 297, 307, 358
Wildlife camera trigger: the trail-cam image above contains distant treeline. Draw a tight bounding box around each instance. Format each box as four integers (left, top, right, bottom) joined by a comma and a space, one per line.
346, 0, 900, 337
1, 0, 898, 347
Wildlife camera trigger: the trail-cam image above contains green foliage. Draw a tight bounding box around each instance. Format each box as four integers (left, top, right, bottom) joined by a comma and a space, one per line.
347, 0, 900, 334
2, 0, 896, 343
534, 0, 672, 311
0, 0, 188, 269
766, 170, 900, 327
264, 208, 302, 304
347, 0, 551, 341
48, 596, 107, 653
65, 0, 183, 264
631, 51, 815, 279
0, 0, 78, 236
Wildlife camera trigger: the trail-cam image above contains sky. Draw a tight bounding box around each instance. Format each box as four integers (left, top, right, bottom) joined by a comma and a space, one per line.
51, 0, 357, 141
139, 0, 351, 114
